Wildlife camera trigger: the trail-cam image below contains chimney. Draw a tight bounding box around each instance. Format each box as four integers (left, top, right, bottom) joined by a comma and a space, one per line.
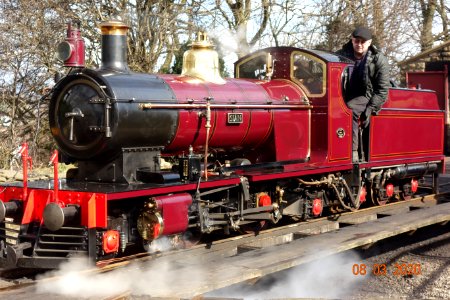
99, 20, 129, 72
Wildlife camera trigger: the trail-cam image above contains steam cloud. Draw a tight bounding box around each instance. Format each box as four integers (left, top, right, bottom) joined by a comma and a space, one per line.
208, 251, 366, 299
35, 236, 206, 298
35, 248, 364, 299
36, 257, 193, 298
206, 26, 250, 75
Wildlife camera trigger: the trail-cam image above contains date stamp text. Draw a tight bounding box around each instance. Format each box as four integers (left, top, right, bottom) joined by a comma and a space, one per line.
352, 263, 422, 276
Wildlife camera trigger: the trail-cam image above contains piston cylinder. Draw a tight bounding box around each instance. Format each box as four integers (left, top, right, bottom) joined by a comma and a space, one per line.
137, 193, 192, 240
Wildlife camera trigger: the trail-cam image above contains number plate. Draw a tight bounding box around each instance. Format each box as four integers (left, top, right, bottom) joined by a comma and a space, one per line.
227, 113, 243, 124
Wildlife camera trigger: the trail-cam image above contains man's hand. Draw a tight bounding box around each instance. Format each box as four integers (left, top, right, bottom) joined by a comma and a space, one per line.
361, 107, 373, 128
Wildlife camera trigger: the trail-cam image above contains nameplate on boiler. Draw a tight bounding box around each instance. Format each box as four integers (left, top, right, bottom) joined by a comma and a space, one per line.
227, 113, 243, 124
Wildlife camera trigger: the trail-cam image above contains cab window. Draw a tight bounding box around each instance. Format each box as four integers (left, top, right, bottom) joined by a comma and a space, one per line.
236, 53, 267, 79
291, 52, 326, 97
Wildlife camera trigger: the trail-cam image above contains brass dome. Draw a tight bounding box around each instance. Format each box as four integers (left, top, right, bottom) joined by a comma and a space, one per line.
181, 32, 225, 84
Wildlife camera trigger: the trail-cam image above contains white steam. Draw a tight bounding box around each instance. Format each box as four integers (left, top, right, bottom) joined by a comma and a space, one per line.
35, 258, 130, 298
208, 251, 366, 299
205, 26, 251, 75
35, 250, 206, 298
143, 236, 176, 253
35, 248, 364, 299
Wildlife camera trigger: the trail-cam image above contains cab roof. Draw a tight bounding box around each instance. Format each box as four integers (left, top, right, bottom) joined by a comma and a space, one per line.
234, 46, 353, 66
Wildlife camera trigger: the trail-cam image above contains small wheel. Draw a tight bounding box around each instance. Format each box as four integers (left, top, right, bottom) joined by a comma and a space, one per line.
400, 192, 412, 201
371, 190, 389, 206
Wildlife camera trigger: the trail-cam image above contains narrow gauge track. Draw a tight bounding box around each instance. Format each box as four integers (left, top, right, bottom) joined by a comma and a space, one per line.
1, 191, 450, 299
99, 191, 450, 272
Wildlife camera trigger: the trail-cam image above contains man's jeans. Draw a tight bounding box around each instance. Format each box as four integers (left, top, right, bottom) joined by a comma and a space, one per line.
346, 96, 369, 151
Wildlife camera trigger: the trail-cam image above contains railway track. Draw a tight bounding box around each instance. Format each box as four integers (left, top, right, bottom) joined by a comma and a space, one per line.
1, 191, 450, 299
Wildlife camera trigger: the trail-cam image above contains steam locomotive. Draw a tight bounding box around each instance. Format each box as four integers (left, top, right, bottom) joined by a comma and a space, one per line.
0, 20, 445, 269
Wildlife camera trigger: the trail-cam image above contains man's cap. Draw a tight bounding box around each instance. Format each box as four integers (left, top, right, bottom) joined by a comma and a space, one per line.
352, 26, 372, 41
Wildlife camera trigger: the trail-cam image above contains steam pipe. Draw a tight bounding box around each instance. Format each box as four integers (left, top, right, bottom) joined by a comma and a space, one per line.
140, 103, 312, 110
204, 97, 212, 181
389, 163, 438, 180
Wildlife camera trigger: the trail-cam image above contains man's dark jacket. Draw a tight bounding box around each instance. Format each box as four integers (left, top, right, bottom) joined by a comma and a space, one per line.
336, 41, 390, 113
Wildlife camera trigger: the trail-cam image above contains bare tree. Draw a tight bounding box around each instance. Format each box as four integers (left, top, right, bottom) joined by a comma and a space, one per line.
0, 0, 70, 167
265, 1, 324, 49
419, 0, 437, 51
267, 1, 297, 47
405, 0, 448, 51
126, 1, 187, 72
436, 0, 449, 41
214, 0, 270, 58
372, 0, 385, 49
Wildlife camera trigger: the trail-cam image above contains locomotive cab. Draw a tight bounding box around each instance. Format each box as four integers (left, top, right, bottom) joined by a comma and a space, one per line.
235, 47, 327, 99
235, 47, 352, 164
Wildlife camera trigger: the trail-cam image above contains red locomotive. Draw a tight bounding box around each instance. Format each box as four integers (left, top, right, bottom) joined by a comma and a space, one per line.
0, 21, 445, 269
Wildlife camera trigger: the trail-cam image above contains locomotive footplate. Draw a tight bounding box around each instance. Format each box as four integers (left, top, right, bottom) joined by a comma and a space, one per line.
0, 174, 244, 199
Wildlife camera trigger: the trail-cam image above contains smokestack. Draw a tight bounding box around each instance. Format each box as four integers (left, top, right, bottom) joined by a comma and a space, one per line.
99, 20, 129, 72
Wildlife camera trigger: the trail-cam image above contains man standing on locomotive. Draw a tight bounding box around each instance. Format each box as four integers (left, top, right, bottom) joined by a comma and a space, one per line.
336, 26, 390, 162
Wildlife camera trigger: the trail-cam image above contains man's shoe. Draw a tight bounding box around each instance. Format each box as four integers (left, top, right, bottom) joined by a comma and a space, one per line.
352, 151, 359, 163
